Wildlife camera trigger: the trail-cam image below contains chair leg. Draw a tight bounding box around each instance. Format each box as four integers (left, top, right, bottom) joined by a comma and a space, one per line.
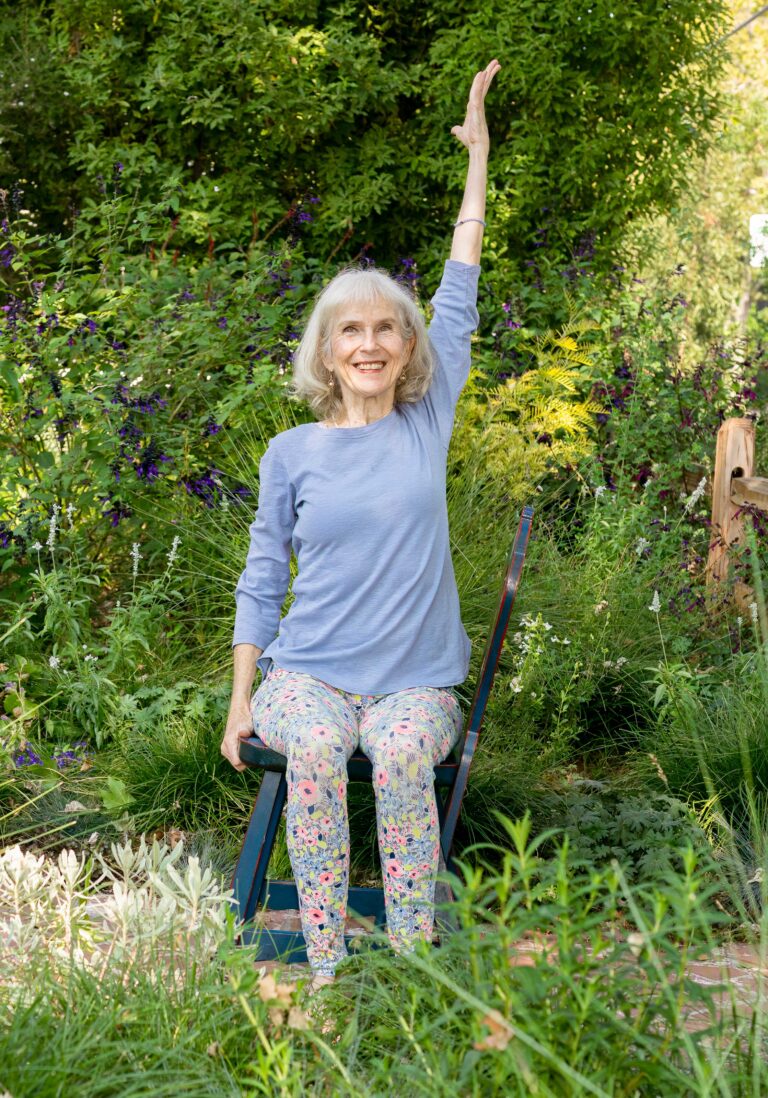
231, 770, 287, 926
434, 782, 459, 936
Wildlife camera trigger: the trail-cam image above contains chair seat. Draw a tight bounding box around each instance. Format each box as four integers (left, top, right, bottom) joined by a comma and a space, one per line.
239, 735, 460, 786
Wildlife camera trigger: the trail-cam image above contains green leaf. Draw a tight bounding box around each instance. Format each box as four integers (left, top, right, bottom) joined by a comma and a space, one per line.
100, 775, 136, 813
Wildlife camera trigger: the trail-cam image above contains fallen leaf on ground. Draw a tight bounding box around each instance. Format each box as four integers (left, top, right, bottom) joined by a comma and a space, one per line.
474, 1009, 514, 1051
258, 971, 296, 1006
287, 1006, 310, 1030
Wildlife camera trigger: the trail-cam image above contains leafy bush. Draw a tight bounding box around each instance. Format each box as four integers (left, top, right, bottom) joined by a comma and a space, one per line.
1, 0, 729, 280
559, 784, 709, 884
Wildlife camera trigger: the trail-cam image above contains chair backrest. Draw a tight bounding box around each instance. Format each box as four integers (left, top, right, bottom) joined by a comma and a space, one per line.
440, 505, 534, 859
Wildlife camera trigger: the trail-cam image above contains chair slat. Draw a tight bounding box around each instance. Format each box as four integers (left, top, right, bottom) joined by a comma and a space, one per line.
239, 738, 459, 785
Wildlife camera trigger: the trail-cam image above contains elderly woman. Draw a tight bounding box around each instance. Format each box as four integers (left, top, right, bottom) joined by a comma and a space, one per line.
222, 59, 500, 985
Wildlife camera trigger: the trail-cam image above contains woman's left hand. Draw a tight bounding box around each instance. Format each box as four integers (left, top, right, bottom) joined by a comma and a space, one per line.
451, 59, 501, 154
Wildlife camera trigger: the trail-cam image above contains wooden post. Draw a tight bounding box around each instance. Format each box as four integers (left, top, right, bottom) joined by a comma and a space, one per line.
706, 417, 756, 587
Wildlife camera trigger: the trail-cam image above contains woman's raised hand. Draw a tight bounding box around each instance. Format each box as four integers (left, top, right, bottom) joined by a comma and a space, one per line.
450, 59, 501, 154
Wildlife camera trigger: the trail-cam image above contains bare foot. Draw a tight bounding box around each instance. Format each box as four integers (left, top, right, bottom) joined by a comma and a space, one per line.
304, 973, 337, 1035
308, 973, 336, 993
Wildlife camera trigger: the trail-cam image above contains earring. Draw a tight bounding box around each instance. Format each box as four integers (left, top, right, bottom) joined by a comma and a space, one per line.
328, 373, 335, 387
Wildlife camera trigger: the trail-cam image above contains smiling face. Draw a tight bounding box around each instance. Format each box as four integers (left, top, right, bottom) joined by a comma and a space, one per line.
325, 299, 415, 417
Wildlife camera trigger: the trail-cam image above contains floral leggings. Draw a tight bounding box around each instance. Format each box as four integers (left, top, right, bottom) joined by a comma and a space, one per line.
250, 666, 463, 976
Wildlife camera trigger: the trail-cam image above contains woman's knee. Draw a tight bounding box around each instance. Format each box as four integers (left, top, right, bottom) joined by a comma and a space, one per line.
253, 670, 356, 759
286, 723, 351, 776
361, 697, 460, 767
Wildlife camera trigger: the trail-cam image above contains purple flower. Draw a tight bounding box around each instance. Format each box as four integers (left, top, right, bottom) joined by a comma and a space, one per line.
13, 747, 44, 768
217, 316, 228, 329
99, 495, 132, 526
182, 466, 225, 507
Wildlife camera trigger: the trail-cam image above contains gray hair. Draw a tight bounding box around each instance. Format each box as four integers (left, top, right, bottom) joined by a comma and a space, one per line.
291, 267, 434, 420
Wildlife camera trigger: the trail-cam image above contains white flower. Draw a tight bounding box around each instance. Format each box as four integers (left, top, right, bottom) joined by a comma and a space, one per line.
49, 655, 60, 669
66, 502, 75, 527
131, 542, 141, 578
736, 616, 743, 630
509, 676, 523, 694
649, 590, 661, 614
683, 476, 707, 514
635, 537, 650, 557
30, 540, 43, 552
166, 535, 181, 569
84, 654, 98, 663
46, 504, 60, 551
750, 601, 759, 625
594, 485, 607, 499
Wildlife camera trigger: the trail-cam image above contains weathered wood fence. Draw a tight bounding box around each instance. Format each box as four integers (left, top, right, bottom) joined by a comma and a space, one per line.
707, 415, 768, 602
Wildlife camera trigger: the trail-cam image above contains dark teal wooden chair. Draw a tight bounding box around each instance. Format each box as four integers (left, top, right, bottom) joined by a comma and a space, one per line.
230, 505, 534, 960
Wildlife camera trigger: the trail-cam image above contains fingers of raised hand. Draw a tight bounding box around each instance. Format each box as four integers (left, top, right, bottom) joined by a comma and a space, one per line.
470, 59, 501, 105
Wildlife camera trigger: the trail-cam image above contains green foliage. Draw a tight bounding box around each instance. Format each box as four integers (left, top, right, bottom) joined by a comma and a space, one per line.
560, 784, 710, 884
1, 0, 729, 281
3, 815, 767, 1096
635, 640, 768, 829
0, 200, 302, 563
452, 322, 601, 500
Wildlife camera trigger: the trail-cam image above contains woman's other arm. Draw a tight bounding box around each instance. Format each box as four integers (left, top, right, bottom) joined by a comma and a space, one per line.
449, 59, 500, 266
222, 441, 295, 771
222, 643, 263, 772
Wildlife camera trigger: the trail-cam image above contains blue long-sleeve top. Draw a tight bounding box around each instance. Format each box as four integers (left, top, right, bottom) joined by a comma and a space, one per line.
232, 259, 481, 694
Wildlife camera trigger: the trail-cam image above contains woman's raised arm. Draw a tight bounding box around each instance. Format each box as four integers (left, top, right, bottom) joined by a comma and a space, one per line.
450, 59, 500, 267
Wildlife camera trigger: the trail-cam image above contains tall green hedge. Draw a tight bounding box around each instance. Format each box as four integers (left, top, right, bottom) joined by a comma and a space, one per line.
2, 0, 729, 278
